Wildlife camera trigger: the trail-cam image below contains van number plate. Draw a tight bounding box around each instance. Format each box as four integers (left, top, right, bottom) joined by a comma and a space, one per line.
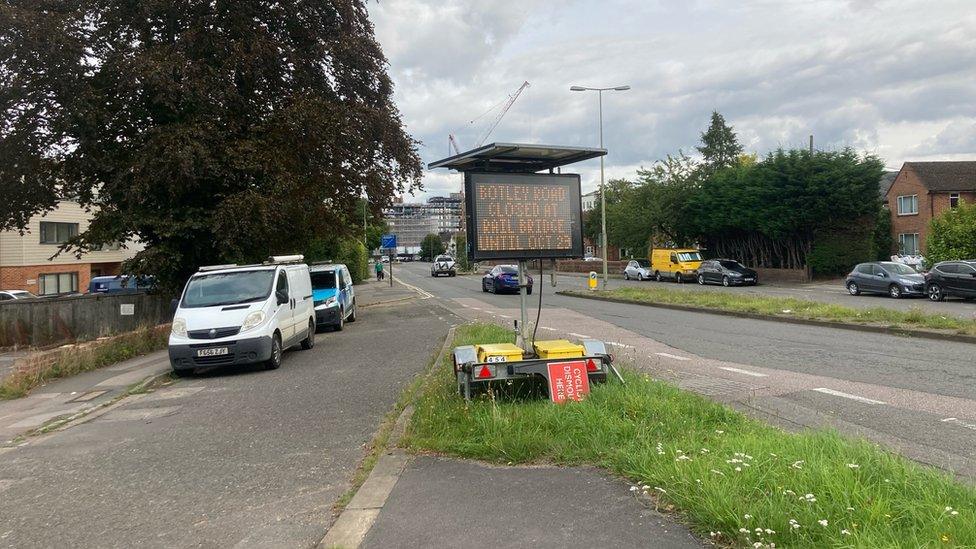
197, 347, 229, 357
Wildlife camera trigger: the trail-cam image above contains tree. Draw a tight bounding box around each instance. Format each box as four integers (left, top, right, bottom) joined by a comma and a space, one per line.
0, 1, 421, 291
927, 201, 976, 265
697, 111, 744, 173
420, 234, 446, 261
872, 207, 894, 261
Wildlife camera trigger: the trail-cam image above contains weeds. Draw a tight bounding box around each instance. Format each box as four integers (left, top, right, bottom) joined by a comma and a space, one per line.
406, 323, 976, 547
0, 326, 168, 400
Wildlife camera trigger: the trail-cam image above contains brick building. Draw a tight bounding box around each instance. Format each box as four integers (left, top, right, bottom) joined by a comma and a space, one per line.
885, 161, 976, 255
0, 201, 140, 295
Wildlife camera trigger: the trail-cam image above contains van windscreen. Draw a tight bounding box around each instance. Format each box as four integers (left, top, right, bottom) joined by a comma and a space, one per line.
311, 271, 337, 289
181, 270, 275, 308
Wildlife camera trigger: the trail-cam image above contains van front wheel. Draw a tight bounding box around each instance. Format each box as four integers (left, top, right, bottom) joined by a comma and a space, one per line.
348, 300, 357, 322
266, 334, 283, 370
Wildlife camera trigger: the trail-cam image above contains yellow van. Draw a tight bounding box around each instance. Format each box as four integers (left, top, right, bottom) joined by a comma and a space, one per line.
650, 248, 703, 282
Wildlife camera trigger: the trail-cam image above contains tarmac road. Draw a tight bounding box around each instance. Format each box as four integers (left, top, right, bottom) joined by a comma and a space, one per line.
0, 287, 454, 548
399, 262, 976, 480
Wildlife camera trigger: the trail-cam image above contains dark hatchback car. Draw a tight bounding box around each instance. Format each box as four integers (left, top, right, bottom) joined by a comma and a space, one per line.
925, 260, 976, 301
482, 265, 533, 294
845, 261, 925, 298
696, 259, 758, 286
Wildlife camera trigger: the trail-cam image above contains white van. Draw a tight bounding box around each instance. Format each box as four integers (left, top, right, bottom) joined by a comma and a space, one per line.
168, 256, 316, 375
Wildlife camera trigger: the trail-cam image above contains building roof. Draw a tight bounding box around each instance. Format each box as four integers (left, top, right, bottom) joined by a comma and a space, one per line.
428, 142, 607, 173
905, 161, 976, 192
878, 171, 898, 198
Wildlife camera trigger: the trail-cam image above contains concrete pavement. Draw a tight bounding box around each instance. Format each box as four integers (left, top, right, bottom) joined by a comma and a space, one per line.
0, 285, 454, 547
396, 261, 976, 480
360, 456, 702, 549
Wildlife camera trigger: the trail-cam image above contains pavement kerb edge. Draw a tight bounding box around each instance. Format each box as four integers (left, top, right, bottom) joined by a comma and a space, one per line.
12, 370, 172, 445
557, 290, 976, 345
318, 325, 457, 549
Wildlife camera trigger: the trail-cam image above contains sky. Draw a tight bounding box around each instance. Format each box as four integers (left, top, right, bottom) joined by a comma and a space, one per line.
368, 0, 976, 201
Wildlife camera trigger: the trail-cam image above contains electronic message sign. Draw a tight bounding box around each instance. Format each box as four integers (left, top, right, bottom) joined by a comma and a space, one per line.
464, 172, 584, 260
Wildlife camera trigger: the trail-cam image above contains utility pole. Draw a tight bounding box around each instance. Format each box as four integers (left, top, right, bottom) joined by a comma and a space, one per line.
809, 135, 814, 154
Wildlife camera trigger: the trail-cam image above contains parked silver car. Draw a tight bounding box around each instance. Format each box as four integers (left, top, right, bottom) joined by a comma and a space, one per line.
623, 259, 652, 281
845, 261, 925, 298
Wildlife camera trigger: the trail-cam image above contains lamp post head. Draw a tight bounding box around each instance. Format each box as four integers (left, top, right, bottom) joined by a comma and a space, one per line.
569, 86, 587, 91
613, 85, 631, 91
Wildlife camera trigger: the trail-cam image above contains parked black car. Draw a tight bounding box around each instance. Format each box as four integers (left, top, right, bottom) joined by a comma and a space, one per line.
845, 261, 925, 298
925, 260, 976, 301
696, 259, 758, 286
482, 265, 533, 294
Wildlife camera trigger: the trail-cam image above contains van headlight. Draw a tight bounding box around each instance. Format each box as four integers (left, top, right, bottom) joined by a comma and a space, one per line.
171, 318, 187, 337
241, 311, 266, 332
325, 296, 337, 307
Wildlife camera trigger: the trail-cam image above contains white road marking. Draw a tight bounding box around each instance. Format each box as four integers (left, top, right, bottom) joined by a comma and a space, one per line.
568, 332, 591, 339
812, 388, 886, 405
654, 352, 690, 361
718, 366, 768, 378
606, 341, 635, 349
942, 417, 976, 431
393, 278, 432, 299
540, 327, 556, 331
498, 314, 512, 319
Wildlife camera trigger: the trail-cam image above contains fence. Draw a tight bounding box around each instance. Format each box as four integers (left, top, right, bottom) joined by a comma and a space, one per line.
0, 292, 172, 349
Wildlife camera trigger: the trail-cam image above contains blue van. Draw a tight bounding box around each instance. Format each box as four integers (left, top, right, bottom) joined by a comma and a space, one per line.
309, 264, 357, 331
88, 275, 153, 295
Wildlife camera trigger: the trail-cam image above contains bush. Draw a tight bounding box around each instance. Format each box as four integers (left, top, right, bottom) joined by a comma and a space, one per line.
872, 207, 894, 260
454, 234, 471, 272
337, 239, 369, 284
808, 223, 873, 276
927, 201, 976, 264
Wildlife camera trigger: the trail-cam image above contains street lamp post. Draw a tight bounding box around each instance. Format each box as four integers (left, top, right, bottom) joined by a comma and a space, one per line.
570, 85, 630, 289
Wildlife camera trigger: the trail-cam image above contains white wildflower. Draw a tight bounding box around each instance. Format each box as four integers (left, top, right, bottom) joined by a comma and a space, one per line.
818, 519, 828, 527
847, 463, 860, 469
735, 466, 742, 472
764, 529, 775, 534
951, 511, 959, 516
700, 448, 710, 454
753, 543, 763, 549
739, 528, 748, 533
791, 460, 804, 470
654, 486, 666, 494
715, 430, 725, 434
846, 507, 854, 512
629, 486, 637, 492
744, 514, 753, 520
711, 469, 725, 476
945, 506, 953, 512
841, 529, 851, 536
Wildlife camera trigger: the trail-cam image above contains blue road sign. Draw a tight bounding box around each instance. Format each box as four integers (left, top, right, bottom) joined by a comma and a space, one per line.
380, 234, 397, 249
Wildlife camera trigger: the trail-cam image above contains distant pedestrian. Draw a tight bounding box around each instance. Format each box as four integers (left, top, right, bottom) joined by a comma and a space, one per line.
375, 261, 384, 281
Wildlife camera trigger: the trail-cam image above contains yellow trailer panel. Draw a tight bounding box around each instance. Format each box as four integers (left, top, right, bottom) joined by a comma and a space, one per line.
533, 339, 585, 359
476, 343, 524, 363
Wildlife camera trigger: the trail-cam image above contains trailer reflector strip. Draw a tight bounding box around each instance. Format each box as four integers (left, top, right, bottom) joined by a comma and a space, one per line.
586, 358, 599, 372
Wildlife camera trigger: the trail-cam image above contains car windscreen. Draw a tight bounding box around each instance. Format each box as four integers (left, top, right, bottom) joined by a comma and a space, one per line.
435, 256, 452, 262
719, 260, 744, 269
12, 291, 36, 299
881, 263, 918, 275
499, 266, 518, 274
310, 270, 337, 289
181, 270, 275, 308
635, 259, 650, 267
677, 252, 703, 262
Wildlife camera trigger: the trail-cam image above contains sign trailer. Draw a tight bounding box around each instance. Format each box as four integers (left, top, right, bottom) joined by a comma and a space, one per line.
430, 143, 625, 401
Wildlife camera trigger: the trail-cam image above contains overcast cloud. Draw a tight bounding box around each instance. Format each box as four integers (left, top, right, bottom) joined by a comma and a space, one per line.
368, 0, 976, 200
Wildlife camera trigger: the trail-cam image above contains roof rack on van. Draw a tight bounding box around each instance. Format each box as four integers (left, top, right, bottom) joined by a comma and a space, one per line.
265, 254, 305, 264
198, 264, 239, 272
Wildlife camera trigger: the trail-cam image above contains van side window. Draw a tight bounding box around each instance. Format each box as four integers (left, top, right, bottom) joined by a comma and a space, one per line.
670, 253, 678, 264
276, 270, 289, 297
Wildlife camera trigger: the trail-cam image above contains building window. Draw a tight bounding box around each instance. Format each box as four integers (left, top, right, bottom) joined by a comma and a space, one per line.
896, 195, 918, 215
38, 272, 79, 295
39, 222, 79, 244
898, 233, 920, 255
950, 193, 960, 209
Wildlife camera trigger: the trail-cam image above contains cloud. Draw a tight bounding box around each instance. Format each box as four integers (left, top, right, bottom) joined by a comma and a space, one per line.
369, 0, 976, 200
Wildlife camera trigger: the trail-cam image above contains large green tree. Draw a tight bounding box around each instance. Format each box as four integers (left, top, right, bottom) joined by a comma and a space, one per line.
420, 234, 446, 261
927, 200, 976, 265
0, 0, 421, 290
697, 111, 743, 173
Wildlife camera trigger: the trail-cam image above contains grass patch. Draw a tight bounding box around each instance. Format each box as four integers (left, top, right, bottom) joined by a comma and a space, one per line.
570, 287, 976, 335
405, 322, 976, 547
0, 325, 168, 400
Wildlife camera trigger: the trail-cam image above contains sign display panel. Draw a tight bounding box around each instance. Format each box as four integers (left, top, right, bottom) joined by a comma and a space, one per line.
464, 172, 583, 260
546, 360, 591, 403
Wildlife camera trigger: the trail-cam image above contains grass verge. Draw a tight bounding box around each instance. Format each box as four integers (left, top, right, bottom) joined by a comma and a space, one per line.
405, 322, 976, 548
0, 325, 168, 400
568, 287, 976, 336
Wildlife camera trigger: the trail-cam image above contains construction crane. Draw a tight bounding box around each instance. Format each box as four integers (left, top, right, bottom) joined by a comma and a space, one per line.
447, 81, 530, 155
476, 80, 530, 146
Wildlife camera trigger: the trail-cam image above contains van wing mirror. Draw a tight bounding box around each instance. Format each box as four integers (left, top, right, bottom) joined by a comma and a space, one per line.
170, 298, 179, 315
